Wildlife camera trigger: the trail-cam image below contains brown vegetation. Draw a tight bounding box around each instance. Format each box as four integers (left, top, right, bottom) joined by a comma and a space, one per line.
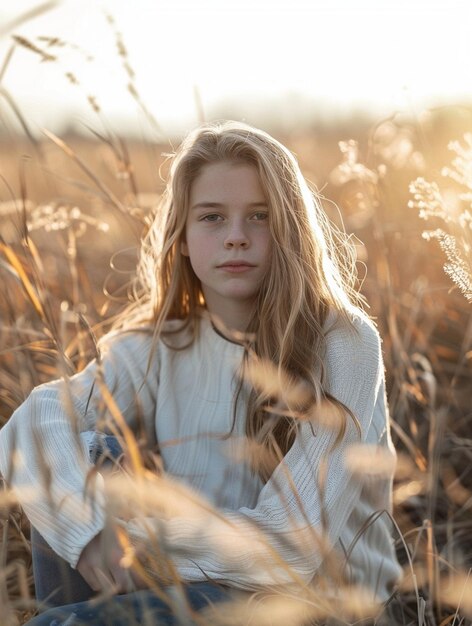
0, 103, 471, 624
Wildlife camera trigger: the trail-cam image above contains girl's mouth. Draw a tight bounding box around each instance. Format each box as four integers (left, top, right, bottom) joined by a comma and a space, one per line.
219, 264, 255, 273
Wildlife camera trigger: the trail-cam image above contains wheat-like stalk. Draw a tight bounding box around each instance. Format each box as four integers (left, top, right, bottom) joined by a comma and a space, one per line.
409, 134, 472, 303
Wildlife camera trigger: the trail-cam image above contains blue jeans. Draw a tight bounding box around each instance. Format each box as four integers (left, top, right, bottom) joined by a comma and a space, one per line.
25, 584, 233, 625
27, 436, 235, 625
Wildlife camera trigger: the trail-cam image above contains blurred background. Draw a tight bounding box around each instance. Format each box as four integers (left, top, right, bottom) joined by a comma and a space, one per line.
0, 0, 471, 137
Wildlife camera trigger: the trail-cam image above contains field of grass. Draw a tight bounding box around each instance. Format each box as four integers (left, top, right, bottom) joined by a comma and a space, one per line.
0, 99, 471, 625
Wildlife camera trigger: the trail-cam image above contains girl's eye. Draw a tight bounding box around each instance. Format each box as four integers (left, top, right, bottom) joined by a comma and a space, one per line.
253, 212, 268, 221
201, 214, 222, 222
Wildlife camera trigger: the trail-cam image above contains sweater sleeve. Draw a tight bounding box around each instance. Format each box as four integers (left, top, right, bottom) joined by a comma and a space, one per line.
0, 331, 159, 568
126, 314, 388, 588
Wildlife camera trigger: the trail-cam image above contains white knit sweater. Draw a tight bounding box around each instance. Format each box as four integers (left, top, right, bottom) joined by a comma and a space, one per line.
0, 311, 401, 600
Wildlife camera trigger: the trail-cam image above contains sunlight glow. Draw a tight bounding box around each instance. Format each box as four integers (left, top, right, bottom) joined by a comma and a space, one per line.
0, 0, 470, 135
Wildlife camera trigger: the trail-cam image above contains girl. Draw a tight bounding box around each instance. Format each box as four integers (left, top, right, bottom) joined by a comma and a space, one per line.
0, 121, 402, 625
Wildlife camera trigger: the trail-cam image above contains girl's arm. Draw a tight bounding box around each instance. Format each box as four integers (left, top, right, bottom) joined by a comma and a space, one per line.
125, 315, 399, 593
0, 331, 159, 569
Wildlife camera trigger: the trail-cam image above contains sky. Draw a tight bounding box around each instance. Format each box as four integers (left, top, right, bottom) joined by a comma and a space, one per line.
0, 0, 470, 138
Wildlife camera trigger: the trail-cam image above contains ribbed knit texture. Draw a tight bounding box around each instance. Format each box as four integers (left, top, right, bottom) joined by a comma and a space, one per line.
0, 312, 402, 600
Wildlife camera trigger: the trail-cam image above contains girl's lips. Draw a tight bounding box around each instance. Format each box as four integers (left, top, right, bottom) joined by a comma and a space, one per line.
219, 264, 255, 273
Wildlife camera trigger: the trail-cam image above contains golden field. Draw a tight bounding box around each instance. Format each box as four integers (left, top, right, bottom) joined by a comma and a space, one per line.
0, 102, 471, 624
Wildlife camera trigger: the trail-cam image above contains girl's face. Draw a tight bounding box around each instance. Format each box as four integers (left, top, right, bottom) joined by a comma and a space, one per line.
182, 161, 272, 330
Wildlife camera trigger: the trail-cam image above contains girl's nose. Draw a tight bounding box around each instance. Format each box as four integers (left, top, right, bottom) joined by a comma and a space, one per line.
224, 222, 249, 249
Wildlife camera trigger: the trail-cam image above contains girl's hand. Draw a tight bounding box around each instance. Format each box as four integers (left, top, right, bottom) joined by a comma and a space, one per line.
77, 528, 145, 593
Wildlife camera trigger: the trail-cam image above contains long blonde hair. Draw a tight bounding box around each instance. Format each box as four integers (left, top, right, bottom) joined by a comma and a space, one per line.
118, 121, 363, 475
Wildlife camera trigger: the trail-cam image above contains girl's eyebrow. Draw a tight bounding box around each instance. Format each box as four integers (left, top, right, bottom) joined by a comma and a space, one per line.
190, 201, 268, 210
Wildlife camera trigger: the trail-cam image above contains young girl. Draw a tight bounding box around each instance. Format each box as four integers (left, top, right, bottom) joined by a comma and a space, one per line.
0, 121, 402, 625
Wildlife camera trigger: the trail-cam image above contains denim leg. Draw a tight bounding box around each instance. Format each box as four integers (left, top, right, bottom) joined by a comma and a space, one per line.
89, 435, 124, 468
31, 435, 124, 607
31, 527, 95, 606
24, 582, 234, 626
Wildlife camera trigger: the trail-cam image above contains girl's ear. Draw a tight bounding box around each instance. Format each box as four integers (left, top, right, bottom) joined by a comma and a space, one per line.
181, 241, 189, 256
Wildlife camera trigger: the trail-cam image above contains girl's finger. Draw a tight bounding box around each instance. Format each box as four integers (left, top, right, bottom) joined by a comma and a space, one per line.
93, 566, 118, 593
79, 565, 102, 592
109, 562, 134, 593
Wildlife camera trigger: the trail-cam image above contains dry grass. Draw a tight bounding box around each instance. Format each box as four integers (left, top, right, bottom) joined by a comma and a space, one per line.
0, 31, 471, 623
0, 107, 471, 625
